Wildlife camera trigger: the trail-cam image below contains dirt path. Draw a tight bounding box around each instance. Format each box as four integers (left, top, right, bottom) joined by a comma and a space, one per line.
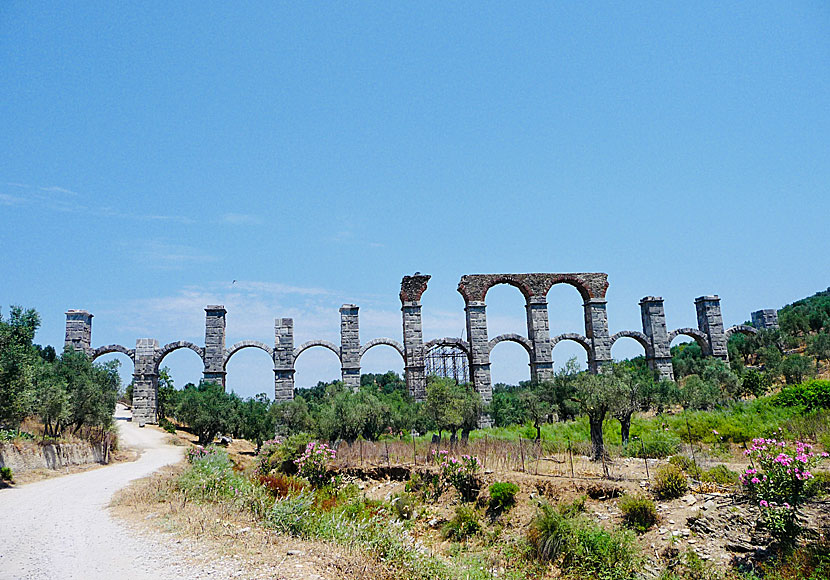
0, 405, 202, 580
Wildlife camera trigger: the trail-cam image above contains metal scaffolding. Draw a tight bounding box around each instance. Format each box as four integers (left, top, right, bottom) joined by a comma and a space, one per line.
425, 344, 470, 384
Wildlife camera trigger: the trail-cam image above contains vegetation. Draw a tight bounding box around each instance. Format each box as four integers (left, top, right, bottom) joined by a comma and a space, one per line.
488, 481, 520, 513
652, 464, 689, 500
618, 493, 658, 533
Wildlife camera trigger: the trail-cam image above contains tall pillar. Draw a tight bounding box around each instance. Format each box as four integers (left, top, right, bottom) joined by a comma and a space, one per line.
64, 310, 93, 354
340, 304, 361, 390
696, 295, 728, 361
525, 296, 553, 382
400, 274, 430, 401
274, 318, 295, 402
203, 305, 227, 386
584, 298, 612, 372
639, 296, 674, 381
465, 300, 493, 417
132, 338, 159, 426
751, 309, 779, 330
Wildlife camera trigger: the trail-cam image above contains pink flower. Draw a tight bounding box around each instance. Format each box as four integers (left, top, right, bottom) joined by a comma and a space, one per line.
759, 500, 768, 507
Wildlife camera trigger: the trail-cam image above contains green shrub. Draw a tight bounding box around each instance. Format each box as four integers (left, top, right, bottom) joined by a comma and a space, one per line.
159, 417, 177, 433
777, 380, 830, 411
659, 549, 723, 580
405, 472, 443, 502
805, 471, 830, 498
700, 465, 739, 486
488, 481, 520, 513
439, 454, 481, 502
618, 493, 658, 533
442, 505, 481, 540
391, 491, 416, 520
625, 431, 682, 458
558, 495, 586, 517
652, 464, 689, 499
266, 491, 314, 536
0, 466, 13, 481
528, 502, 639, 579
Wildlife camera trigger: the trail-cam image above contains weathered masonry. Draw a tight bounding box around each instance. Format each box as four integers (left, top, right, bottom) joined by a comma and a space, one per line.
66, 272, 774, 425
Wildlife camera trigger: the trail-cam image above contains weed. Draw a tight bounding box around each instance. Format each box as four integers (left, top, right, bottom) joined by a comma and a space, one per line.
700, 465, 739, 486
488, 481, 520, 514
258, 473, 308, 498
0, 466, 13, 481
805, 471, 830, 498
619, 493, 658, 533
391, 491, 416, 520
653, 464, 689, 500
625, 431, 682, 458
669, 454, 699, 475
442, 505, 481, 540
266, 491, 314, 536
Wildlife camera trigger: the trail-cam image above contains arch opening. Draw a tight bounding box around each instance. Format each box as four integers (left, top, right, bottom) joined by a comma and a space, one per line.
293, 342, 342, 390
489, 340, 532, 387
225, 346, 275, 400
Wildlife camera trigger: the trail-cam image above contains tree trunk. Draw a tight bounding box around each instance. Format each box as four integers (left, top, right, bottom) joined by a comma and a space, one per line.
589, 414, 605, 461
535, 421, 541, 442
620, 413, 632, 446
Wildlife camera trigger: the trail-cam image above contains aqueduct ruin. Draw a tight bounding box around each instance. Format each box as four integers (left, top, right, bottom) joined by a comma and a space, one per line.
64, 272, 778, 425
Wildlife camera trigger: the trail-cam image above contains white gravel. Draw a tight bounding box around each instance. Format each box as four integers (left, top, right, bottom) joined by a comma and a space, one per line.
0, 405, 238, 580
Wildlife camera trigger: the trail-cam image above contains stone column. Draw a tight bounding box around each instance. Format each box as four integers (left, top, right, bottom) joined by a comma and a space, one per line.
64, 310, 93, 354
132, 338, 159, 426
751, 309, 779, 330
274, 318, 295, 402
584, 298, 612, 372
340, 304, 360, 390
525, 296, 553, 382
400, 274, 430, 401
639, 296, 674, 381
696, 295, 728, 361
465, 300, 493, 422
203, 305, 227, 386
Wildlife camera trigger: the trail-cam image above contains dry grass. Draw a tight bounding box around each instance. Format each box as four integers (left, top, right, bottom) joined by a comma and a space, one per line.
110, 463, 396, 580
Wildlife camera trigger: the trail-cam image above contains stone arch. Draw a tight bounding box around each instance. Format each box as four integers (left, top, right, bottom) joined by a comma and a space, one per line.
551, 333, 594, 362
155, 341, 205, 373
224, 340, 274, 369
725, 325, 758, 339
457, 273, 608, 304
91, 344, 135, 362
424, 337, 471, 357
359, 338, 405, 362
488, 333, 533, 357
478, 276, 534, 303
293, 340, 342, 362
609, 331, 654, 359
668, 328, 711, 356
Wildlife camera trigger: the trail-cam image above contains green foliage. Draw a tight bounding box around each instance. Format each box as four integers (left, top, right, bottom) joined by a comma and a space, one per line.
668, 455, 698, 474
741, 369, 774, 398
390, 491, 416, 520
528, 501, 639, 579
777, 380, 830, 411
156, 367, 176, 421
488, 481, 520, 513
781, 354, 813, 385
405, 471, 443, 502
0, 305, 40, 429
700, 465, 739, 486
659, 549, 724, 580
294, 441, 336, 488
779, 289, 830, 336
438, 452, 481, 502
807, 332, 830, 370
175, 381, 239, 445
177, 447, 265, 511
625, 431, 682, 458
805, 471, 830, 498
618, 493, 657, 533
0, 466, 13, 481
442, 505, 481, 540
159, 417, 177, 433
652, 464, 688, 499
237, 393, 276, 452
266, 491, 315, 536
272, 396, 314, 436
422, 378, 482, 439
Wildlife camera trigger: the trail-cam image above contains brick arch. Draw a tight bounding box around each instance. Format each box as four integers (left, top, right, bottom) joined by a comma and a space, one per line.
725, 325, 758, 339
154, 341, 205, 373
293, 340, 342, 362
91, 344, 135, 362
488, 333, 533, 357
457, 273, 608, 304
609, 330, 654, 359
224, 340, 274, 369
668, 328, 711, 356
424, 337, 471, 357
359, 338, 405, 361
551, 333, 594, 362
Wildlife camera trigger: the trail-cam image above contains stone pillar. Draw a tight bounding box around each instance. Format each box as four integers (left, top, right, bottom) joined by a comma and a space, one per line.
584, 299, 612, 372
64, 310, 93, 354
639, 296, 674, 381
696, 295, 728, 361
340, 304, 360, 390
751, 309, 779, 330
525, 296, 553, 382
400, 274, 430, 401
274, 318, 295, 402
203, 305, 227, 386
465, 300, 493, 424
132, 338, 159, 426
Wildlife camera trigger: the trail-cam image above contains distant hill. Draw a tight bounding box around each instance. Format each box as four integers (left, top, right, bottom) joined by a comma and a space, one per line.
779, 287, 830, 336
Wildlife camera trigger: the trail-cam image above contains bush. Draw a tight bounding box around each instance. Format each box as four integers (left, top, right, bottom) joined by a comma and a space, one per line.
528, 502, 639, 579
625, 431, 682, 458
159, 417, 177, 434
805, 471, 830, 498
438, 453, 481, 502
267, 491, 314, 536
258, 473, 308, 498
0, 466, 13, 481
391, 491, 417, 520
405, 471, 443, 502
294, 441, 336, 488
652, 465, 689, 500
669, 455, 698, 475
700, 465, 739, 486
488, 481, 520, 513
618, 493, 658, 533
777, 380, 830, 411
442, 505, 481, 540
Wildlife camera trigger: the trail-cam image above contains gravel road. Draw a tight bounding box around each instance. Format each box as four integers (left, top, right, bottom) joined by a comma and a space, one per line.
0, 405, 212, 580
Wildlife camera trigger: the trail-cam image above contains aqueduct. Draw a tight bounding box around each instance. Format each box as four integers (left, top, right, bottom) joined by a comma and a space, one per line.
64, 272, 777, 425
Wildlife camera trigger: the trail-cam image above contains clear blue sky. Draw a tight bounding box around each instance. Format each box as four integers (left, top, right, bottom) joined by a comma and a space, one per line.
2, 2, 828, 398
